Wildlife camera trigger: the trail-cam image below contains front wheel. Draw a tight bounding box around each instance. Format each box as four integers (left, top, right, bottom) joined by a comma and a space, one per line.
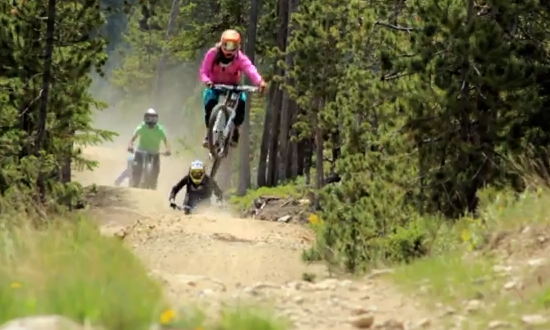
207, 104, 230, 161
129, 168, 140, 188
143, 162, 155, 190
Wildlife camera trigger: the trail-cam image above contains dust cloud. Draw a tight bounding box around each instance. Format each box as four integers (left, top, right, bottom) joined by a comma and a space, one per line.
85, 62, 209, 196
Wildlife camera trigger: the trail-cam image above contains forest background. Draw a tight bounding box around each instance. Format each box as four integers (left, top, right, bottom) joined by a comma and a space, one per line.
2, 0, 550, 271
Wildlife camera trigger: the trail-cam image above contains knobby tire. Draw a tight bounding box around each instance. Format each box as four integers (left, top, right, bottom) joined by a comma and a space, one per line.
209, 158, 219, 178
207, 104, 230, 162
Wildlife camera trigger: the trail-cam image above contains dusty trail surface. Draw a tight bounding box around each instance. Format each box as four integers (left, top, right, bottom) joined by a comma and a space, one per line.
76, 145, 432, 330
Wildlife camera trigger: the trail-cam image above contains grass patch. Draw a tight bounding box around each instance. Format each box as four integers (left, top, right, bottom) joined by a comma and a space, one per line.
391, 253, 497, 304
157, 305, 289, 330
229, 184, 303, 212
0, 205, 290, 330
0, 214, 166, 330
215, 306, 289, 330
389, 187, 550, 329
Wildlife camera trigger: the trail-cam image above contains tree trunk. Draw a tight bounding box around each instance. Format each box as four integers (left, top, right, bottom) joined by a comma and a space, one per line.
60, 129, 76, 184
286, 102, 298, 178
35, 0, 55, 155
153, 0, 181, 108
278, 0, 300, 182
257, 83, 277, 187
34, 0, 56, 201
289, 123, 298, 178
60, 155, 72, 184
304, 138, 313, 185
267, 89, 282, 186
237, 0, 262, 195
315, 100, 325, 191
278, 98, 290, 182
330, 130, 341, 173
266, 0, 289, 186
296, 138, 306, 176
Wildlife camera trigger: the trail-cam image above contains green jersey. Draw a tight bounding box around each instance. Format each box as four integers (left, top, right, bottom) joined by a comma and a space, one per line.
134, 122, 166, 153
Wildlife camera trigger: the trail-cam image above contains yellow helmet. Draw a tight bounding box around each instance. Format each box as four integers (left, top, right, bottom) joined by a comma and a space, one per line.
189, 160, 205, 185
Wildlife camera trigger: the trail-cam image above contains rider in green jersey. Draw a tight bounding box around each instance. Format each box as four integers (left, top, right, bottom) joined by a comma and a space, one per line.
127, 108, 171, 189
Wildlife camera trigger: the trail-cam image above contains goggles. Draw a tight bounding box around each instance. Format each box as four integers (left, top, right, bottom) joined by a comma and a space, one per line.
222, 40, 238, 52
145, 114, 157, 121
190, 169, 204, 179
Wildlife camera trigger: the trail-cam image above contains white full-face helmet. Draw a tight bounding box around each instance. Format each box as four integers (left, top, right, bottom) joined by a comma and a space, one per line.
189, 160, 205, 185
144, 108, 158, 127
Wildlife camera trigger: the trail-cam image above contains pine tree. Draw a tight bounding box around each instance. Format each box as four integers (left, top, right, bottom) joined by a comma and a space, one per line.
0, 0, 114, 206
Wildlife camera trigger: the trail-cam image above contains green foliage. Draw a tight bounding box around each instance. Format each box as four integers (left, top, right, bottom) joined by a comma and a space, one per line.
391, 186, 550, 328
276, 0, 550, 271
0, 214, 165, 329
0, 0, 115, 206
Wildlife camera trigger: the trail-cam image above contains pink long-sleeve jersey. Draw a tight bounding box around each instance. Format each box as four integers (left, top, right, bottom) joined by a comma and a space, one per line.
199, 47, 263, 86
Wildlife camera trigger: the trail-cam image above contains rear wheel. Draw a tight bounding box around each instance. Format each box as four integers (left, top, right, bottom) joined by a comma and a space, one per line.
207, 104, 230, 161
210, 158, 221, 179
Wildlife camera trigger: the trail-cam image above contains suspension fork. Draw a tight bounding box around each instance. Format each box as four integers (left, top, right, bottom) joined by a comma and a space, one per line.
223, 113, 235, 140
222, 91, 240, 140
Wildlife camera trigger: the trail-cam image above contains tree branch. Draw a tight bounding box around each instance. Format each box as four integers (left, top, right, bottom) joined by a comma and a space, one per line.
374, 21, 417, 32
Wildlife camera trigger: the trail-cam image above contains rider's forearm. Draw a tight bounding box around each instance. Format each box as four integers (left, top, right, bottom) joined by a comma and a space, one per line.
129, 134, 137, 146
169, 184, 181, 199
170, 176, 188, 199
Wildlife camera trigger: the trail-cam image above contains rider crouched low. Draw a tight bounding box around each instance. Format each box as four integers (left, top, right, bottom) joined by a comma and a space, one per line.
199, 29, 266, 148
169, 160, 224, 212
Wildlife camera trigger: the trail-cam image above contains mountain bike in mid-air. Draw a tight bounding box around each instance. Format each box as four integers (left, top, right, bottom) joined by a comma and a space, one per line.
206, 84, 259, 178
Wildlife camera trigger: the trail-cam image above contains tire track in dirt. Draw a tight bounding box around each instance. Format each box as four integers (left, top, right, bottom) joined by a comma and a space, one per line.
76, 145, 434, 330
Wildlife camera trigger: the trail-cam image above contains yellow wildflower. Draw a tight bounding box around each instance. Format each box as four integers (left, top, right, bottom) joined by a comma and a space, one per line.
159, 309, 176, 325
460, 228, 471, 243
11, 282, 22, 289
308, 213, 320, 225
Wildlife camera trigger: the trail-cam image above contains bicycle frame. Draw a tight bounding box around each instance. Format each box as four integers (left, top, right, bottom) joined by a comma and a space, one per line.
213, 90, 241, 143
207, 84, 259, 178
212, 84, 259, 145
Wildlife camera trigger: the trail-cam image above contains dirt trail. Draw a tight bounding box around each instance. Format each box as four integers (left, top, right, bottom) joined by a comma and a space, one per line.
76, 145, 432, 330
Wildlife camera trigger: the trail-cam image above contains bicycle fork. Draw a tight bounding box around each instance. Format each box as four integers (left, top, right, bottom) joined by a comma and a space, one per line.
223, 119, 235, 141
213, 113, 224, 140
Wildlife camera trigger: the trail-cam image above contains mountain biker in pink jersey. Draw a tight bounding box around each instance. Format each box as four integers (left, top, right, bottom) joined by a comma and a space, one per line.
199, 29, 266, 148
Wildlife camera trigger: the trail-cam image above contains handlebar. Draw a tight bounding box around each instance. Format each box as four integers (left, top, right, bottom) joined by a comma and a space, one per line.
128, 147, 170, 156
212, 84, 260, 93
170, 203, 188, 211
169, 198, 225, 211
